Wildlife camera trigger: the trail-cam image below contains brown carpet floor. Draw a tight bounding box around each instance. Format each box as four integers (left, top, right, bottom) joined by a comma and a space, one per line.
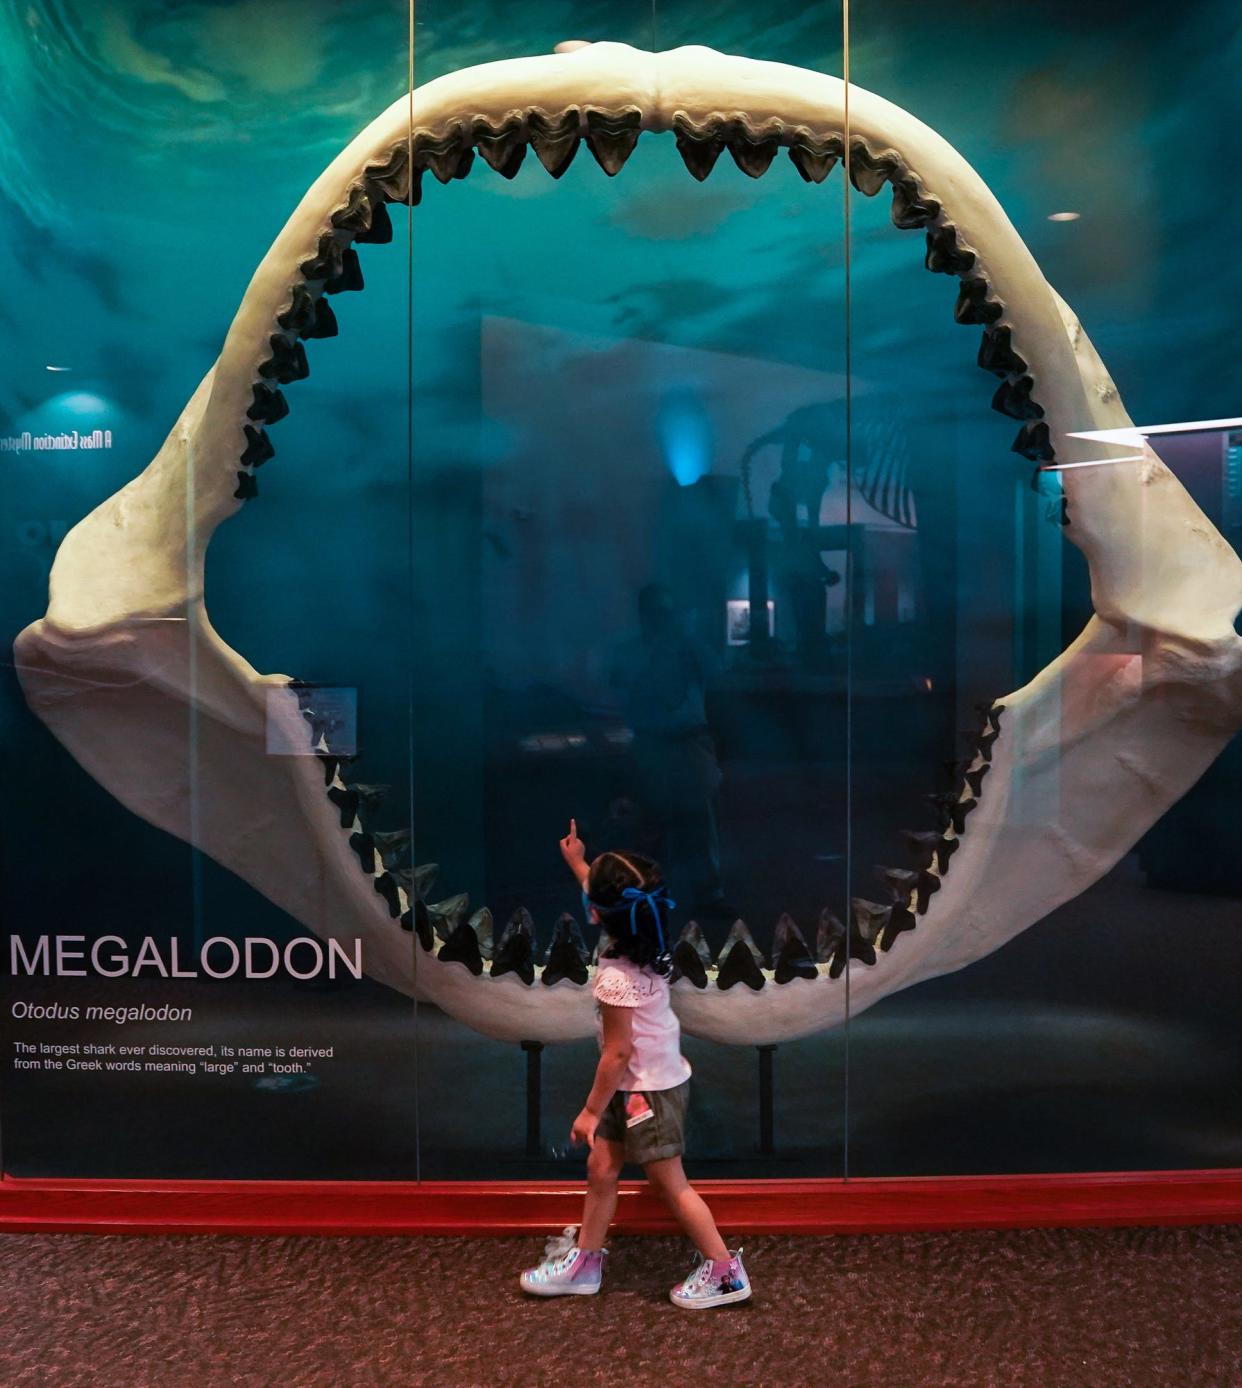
1, 1226, 1238, 1387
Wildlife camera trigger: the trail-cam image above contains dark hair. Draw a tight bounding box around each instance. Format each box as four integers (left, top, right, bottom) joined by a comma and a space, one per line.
587, 850, 673, 977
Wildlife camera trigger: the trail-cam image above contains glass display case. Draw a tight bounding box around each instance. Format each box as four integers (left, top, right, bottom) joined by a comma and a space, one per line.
1, 0, 1237, 1186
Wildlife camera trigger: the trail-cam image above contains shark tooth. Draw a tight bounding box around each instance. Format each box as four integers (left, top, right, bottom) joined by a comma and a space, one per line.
372, 828, 411, 870
924, 221, 976, 275
879, 902, 917, 951
469, 907, 495, 961
438, 919, 484, 975
527, 107, 581, 177
247, 383, 288, 425
992, 375, 1045, 421
348, 831, 376, 875
771, 914, 818, 983
669, 921, 711, 988
428, 892, 468, 942
399, 898, 434, 952
542, 913, 589, 986
727, 129, 780, 178
816, 909, 846, 965
240, 425, 275, 468
1012, 420, 1055, 462
324, 247, 364, 294
584, 105, 642, 175
373, 871, 403, 919
673, 114, 725, 180
890, 175, 940, 229
788, 137, 841, 182
716, 937, 765, 990
848, 140, 899, 196
964, 763, 992, 798
490, 908, 535, 985
953, 276, 1003, 325
977, 325, 1027, 376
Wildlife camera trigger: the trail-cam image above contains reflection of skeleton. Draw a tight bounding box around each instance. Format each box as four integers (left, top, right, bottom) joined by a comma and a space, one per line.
740, 401, 917, 531
15, 45, 1241, 1047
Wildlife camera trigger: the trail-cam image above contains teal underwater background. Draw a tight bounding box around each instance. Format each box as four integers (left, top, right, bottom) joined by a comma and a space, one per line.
0, 1, 1239, 1180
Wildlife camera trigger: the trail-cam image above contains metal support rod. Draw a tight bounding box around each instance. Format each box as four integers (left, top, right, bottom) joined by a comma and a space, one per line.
521, 1040, 544, 1157
757, 1044, 776, 1155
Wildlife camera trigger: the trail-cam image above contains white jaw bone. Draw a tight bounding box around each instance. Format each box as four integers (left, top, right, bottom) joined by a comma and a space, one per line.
14, 44, 1242, 1045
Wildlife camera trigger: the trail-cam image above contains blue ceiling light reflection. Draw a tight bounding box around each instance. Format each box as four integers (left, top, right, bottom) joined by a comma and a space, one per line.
657, 385, 713, 487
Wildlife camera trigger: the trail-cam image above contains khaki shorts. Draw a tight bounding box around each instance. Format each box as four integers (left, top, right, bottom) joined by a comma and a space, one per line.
595, 1079, 690, 1163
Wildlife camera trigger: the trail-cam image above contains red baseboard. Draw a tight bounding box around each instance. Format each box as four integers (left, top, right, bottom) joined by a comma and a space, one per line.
1, 1169, 1239, 1237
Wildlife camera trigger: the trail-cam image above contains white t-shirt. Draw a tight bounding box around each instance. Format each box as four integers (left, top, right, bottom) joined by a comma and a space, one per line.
593, 953, 692, 1093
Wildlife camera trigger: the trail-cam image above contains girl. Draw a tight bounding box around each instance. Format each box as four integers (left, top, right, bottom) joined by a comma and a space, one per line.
519, 820, 752, 1310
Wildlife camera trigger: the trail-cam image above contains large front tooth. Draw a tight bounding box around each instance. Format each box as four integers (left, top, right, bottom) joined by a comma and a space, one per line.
788, 135, 841, 182
542, 913, 589, 985
670, 920, 711, 988
673, 113, 725, 180
584, 106, 641, 175
716, 918, 765, 990
527, 108, 581, 177
490, 908, 535, 984
727, 122, 781, 178
770, 913, 817, 983
473, 115, 527, 178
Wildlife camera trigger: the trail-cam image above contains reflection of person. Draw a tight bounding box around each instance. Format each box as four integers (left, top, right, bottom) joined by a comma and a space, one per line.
518, 824, 752, 1309
609, 584, 726, 917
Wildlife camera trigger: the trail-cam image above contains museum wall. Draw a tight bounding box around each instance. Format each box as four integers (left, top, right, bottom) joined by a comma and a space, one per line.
1, 0, 1238, 1182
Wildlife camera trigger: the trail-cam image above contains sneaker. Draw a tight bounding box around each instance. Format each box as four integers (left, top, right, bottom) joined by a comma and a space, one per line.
669, 1247, 751, 1310
519, 1227, 606, 1297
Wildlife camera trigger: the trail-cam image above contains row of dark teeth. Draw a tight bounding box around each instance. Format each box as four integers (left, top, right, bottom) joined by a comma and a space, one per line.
233, 107, 1064, 523
288, 683, 1004, 992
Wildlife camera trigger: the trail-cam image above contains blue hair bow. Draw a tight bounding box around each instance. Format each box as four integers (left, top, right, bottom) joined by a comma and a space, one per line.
619, 885, 675, 951
583, 884, 676, 951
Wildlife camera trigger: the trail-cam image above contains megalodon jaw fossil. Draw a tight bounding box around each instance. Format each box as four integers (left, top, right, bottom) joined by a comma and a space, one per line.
14, 43, 1242, 1047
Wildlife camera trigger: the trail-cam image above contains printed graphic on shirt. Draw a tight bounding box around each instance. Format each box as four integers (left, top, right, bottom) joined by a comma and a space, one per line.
624, 1092, 655, 1128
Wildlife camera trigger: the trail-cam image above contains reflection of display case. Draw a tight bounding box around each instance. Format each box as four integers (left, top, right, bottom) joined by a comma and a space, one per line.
0, 1, 1238, 1222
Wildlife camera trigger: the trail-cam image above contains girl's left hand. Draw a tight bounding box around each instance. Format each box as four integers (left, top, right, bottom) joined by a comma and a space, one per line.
569, 1107, 598, 1149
